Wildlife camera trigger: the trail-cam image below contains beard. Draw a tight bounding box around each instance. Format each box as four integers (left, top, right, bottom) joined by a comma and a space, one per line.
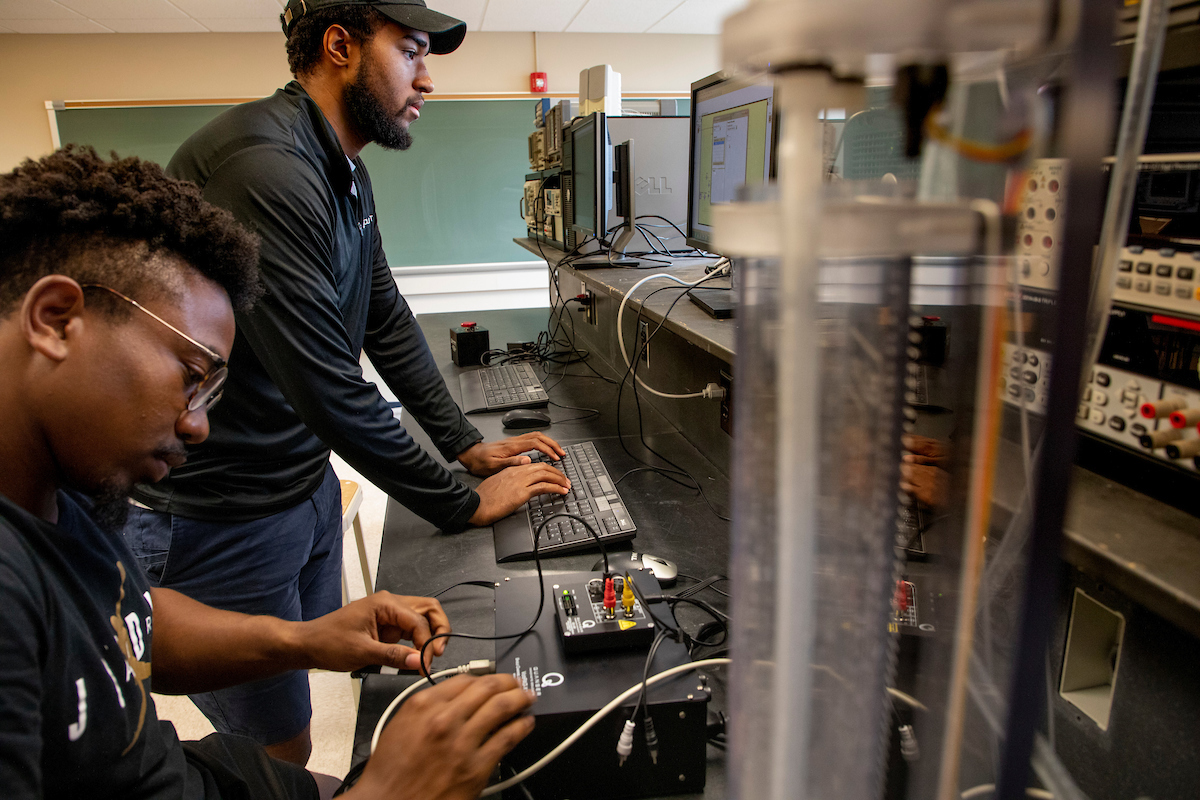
345, 53, 414, 151
88, 481, 132, 535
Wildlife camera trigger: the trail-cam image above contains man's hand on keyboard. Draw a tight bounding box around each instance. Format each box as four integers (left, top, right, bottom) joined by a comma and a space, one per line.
457, 433, 566, 477
469, 462, 571, 525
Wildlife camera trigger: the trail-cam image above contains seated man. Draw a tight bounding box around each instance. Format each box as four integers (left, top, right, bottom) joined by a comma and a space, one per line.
0, 147, 534, 799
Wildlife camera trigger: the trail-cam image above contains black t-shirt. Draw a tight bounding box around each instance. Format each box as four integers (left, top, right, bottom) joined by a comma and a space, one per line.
134, 81, 482, 531
0, 492, 208, 798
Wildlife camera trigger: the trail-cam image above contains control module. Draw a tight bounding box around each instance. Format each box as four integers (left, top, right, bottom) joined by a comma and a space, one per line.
555, 571, 658, 654
495, 571, 710, 799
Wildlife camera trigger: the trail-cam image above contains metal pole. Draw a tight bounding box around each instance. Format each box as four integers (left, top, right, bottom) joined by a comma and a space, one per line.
994, 1, 1116, 798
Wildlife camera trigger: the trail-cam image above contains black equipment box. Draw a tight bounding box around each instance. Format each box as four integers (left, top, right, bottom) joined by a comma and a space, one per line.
450, 322, 489, 366
495, 572, 711, 799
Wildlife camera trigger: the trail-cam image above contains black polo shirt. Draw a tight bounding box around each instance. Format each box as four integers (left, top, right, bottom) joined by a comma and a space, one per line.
134, 82, 481, 531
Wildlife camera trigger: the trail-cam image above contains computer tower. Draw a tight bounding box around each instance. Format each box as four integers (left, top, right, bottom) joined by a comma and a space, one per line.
605, 117, 689, 253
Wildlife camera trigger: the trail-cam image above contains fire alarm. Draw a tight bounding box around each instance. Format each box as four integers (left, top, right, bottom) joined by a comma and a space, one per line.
530, 72, 548, 93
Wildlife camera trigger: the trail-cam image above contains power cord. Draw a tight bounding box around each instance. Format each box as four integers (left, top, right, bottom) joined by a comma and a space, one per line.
615, 264, 731, 399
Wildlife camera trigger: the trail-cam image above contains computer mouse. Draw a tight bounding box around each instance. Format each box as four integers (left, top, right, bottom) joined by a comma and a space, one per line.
594, 552, 679, 587
501, 408, 552, 429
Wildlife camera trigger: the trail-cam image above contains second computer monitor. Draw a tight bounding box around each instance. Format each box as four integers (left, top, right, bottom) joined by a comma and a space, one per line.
687, 72, 776, 251
569, 111, 608, 238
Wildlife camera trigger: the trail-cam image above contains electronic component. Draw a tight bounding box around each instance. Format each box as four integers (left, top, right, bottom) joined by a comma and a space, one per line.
495, 572, 709, 798
1111, 245, 1200, 314
890, 576, 937, 635
492, 440, 637, 562
533, 97, 552, 128
544, 187, 562, 215
458, 362, 549, 413
554, 572, 658, 654
1015, 157, 1067, 291
449, 321, 489, 367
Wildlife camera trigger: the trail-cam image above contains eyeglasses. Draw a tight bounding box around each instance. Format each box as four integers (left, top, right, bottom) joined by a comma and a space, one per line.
81, 283, 228, 412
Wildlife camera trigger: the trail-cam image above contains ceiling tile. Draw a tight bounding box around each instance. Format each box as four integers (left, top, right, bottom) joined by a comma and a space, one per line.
201, 16, 285, 33
426, 0, 488, 30
566, 0, 684, 33
0, 0, 87, 20
646, 0, 746, 34
98, 16, 207, 31
482, 0, 586, 32
57, 0, 187, 19
171, 0, 282, 17
3, 17, 111, 31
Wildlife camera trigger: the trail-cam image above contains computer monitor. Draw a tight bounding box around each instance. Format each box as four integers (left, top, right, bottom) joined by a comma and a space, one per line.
686, 72, 776, 251
611, 139, 636, 254
569, 112, 608, 238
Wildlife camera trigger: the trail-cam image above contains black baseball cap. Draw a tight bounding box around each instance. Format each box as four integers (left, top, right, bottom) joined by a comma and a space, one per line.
282, 0, 467, 55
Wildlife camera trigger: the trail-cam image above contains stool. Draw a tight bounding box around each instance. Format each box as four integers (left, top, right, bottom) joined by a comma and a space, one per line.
340, 480, 373, 604
337, 480, 372, 707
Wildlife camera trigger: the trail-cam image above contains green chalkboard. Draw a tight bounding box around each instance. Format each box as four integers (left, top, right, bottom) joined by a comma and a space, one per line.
55, 99, 532, 267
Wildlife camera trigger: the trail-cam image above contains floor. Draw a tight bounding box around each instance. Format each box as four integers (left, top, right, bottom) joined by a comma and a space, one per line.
152, 364, 396, 780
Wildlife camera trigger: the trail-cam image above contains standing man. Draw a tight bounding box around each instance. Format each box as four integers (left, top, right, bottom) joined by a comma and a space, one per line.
125, 0, 567, 766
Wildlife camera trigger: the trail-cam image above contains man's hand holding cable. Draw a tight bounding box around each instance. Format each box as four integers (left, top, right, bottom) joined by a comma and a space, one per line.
470, 463, 570, 526
348, 674, 536, 800
457, 433, 565, 477
297, 591, 451, 673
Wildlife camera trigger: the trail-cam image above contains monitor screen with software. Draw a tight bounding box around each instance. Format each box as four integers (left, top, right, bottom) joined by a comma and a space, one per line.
686, 72, 775, 250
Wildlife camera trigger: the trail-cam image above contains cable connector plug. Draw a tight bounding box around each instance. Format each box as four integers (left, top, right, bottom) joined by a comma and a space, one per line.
458, 659, 497, 676
898, 724, 919, 762
702, 382, 726, 400
617, 719, 637, 766
642, 714, 659, 765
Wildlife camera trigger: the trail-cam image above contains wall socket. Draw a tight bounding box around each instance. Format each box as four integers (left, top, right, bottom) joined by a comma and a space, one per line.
585, 289, 597, 325
638, 320, 650, 368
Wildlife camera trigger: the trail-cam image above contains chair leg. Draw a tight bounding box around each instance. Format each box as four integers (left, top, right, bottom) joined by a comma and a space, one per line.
353, 515, 373, 595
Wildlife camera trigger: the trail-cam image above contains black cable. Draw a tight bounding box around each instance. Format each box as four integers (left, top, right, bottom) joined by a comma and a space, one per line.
628, 279, 733, 521
415, 511, 612, 681
432, 580, 497, 598
547, 398, 600, 423
630, 629, 672, 723
672, 574, 731, 600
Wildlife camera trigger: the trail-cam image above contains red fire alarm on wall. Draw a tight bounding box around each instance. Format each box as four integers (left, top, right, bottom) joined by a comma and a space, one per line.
530, 72, 548, 93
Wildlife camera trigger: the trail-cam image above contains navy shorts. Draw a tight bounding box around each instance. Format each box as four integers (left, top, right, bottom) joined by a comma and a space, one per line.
125, 465, 343, 746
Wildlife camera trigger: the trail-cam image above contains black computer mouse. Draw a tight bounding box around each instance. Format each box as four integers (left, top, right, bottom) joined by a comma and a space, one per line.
501, 408, 552, 429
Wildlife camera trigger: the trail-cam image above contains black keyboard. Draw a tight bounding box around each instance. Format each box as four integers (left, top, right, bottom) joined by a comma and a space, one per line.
493, 441, 637, 562
459, 363, 549, 414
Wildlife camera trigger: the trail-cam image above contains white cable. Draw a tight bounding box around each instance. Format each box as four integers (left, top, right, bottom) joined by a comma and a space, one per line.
480, 657, 731, 796
616, 263, 730, 399
960, 785, 1053, 799
370, 661, 495, 756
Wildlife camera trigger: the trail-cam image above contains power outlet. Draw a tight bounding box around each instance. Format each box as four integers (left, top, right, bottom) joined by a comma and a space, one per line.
638, 320, 650, 368
585, 289, 597, 325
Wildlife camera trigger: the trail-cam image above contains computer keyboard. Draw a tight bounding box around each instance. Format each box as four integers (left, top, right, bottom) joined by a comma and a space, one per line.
493, 441, 637, 562
459, 363, 549, 414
